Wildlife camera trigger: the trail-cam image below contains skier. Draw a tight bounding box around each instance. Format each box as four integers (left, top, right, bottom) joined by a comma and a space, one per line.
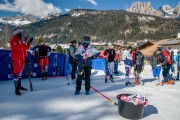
132, 49, 136, 76
104, 42, 116, 83
74, 36, 100, 95
69, 40, 78, 83
122, 46, 133, 86
31, 38, 51, 80
150, 50, 162, 85
176, 51, 180, 80
114, 51, 120, 75
10, 28, 33, 95
161, 48, 174, 84
134, 48, 144, 85
170, 50, 175, 76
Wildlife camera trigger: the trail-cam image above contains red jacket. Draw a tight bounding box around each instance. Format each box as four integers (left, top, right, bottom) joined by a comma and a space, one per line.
132, 51, 136, 65
162, 50, 172, 64
10, 35, 30, 60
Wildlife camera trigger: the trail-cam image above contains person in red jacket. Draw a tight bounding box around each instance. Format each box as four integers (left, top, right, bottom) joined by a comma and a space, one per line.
10, 28, 33, 95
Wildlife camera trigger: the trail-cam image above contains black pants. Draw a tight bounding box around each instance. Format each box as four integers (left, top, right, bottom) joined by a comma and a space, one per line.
177, 66, 180, 78
162, 67, 173, 82
76, 66, 92, 91
71, 63, 78, 79
134, 65, 142, 73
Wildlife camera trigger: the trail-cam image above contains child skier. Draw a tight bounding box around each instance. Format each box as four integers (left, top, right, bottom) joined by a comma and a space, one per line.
176, 51, 180, 80
122, 46, 133, 86
104, 42, 116, 83
150, 50, 162, 85
134, 48, 144, 85
31, 38, 51, 80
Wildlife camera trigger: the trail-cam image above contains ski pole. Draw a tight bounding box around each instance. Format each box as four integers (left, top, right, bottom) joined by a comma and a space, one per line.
90, 85, 118, 106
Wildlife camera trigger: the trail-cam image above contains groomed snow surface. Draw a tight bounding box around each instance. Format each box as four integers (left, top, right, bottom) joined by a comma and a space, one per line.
0, 64, 180, 120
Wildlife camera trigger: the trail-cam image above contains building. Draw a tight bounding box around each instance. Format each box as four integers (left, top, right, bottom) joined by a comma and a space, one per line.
91, 42, 107, 50
159, 39, 180, 55
113, 44, 128, 51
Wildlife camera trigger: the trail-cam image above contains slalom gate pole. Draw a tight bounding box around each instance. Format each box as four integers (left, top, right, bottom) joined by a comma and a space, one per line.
90, 85, 118, 106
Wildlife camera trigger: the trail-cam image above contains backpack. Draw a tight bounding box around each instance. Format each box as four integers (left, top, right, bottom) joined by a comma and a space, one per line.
162, 50, 172, 64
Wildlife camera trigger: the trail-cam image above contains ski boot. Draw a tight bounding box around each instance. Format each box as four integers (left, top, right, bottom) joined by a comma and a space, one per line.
85, 90, 89, 95
14, 81, 21, 96
18, 78, 27, 91
138, 78, 144, 85
125, 81, 131, 86
109, 75, 114, 83
169, 79, 175, 84
41, 72, 46, 80
44, 72, 48, 80
75, 90, 80, 95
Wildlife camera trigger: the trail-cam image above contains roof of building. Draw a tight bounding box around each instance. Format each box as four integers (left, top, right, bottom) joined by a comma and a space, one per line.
159, 40, 180, 45
91, 42, 107, 46
133, 41, 153, 49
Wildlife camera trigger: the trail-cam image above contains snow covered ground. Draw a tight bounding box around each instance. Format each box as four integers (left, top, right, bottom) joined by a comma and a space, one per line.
0, 64, 180, 120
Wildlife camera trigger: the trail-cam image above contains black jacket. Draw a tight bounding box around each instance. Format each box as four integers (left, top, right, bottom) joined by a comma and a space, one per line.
104, 49, 116, 62
150, 52, 167, 69
159, 53, 167, 68
69, 45, 78, 64
135, 52, 144, 66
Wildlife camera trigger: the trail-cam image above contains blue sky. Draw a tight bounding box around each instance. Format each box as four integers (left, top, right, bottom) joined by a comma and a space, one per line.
0, 0, 179, 17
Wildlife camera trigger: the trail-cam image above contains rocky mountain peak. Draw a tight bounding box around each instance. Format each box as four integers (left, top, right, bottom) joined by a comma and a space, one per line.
128, 2, 155, 15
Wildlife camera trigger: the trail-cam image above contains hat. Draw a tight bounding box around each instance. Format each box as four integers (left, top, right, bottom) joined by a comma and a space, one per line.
37, 37, 43, 43
70, 40, 77, 44
127, 46, 132, 50
13, 28, 22, 35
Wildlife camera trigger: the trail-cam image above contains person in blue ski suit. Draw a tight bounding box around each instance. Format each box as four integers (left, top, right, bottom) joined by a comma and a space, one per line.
176, 51, 180, 80
150, 50, 162, 85
74, 36, 100, 95
170, 51, 175, 76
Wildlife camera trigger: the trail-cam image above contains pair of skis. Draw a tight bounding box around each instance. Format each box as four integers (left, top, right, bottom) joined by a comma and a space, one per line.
10, 58, 33, 91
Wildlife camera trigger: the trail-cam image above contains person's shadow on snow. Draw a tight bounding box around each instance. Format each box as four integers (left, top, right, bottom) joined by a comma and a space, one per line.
143, 105, 158, 118
143, 78, 156, 83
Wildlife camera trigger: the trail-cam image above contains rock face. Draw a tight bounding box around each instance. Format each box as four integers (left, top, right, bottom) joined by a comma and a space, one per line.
155, 7, 165, 18
128, 2, 155, 15
128, 1, 180, 18
162, 5, 174, 15
0, 14, 37, 26
173, 2, 180, 17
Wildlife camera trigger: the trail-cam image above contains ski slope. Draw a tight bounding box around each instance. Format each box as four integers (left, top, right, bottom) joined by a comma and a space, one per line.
0, 65, 180, 120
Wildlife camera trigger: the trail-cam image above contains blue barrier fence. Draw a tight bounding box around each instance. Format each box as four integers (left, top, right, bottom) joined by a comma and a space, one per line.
0, 50, 106, 81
